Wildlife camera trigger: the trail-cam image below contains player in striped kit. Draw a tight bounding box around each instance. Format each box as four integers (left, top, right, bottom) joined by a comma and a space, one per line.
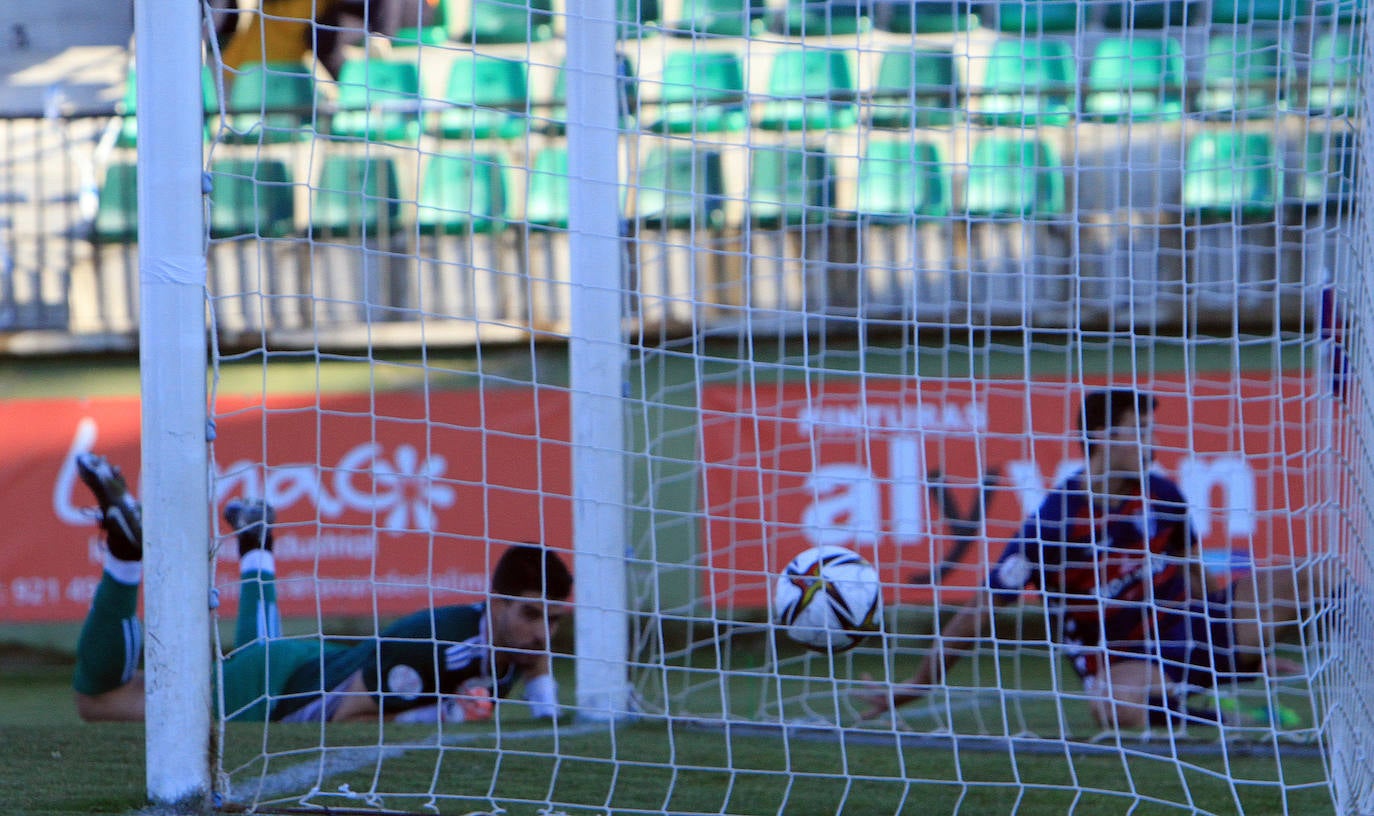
862, 387, 1304, 729
70, 453, 571, 724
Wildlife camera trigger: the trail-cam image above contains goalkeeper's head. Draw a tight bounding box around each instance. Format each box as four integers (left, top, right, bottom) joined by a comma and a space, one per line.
488, 543, 573, 667
492, 543, 572, 601
1080, 387, 1159, 468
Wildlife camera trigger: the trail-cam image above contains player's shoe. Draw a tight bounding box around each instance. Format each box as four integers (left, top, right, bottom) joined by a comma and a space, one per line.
74, 453, 143, 562
224, 499, 276, 557
1212, 693, 1303, 729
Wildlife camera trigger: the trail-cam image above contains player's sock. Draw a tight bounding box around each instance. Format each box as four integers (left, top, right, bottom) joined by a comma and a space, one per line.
235, 548, 281, 647
73, 568, 142, 696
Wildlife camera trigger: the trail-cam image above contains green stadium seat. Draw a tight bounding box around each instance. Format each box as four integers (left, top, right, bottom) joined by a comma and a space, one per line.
976, 39, 1075, 126
1313, 0, 1365, 19
1083, 36, 1184, 122
329, 59, 423, 141
668, 0, 767, 35
225, 61, 317, 143
1296, 130, 1357, 207
854, 140, 950, 220
526, 147, 570, 229
311, 156, 402, 235
748, 146, 832, 227
417, 154, 507, 234
870, 48, 958, 128
647, 51, 747, 134
1101, 0, 1196, 27
964, 137, 1066, 218
772, 0, 871, 35
1181, 132, 1278, 218
117, 66, 218, 148
544, 55, 637, 135
618, 0, 662, 37
982, 1, 1080, 31
459, 0, 554, 43
872, 0, 978, 32
757, 48, 858, 132
93, 163, 139, 243
1194, 34, 1282, 117
207, 159, 296, 239
633, 147, 726, 230
435, 54, 528, 140
1307, 28, 1360, 115
1210, 0, 1306, 23
394, 0, 451, 45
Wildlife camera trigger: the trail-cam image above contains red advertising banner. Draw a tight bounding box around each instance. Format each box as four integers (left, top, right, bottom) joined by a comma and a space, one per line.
0, 372, 1323, 623
699, 374, 1321, 610
0, 388, 571, 623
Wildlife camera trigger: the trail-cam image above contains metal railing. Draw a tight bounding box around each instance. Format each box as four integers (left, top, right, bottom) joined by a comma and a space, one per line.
0, 108, 1350, 353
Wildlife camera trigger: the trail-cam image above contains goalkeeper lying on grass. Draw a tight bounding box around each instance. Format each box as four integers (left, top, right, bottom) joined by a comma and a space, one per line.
861, 387, 1306, 731
70, 452, 571, 724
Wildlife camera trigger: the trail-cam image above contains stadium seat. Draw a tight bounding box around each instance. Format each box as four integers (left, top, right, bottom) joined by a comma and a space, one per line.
394, 0, 452, 45
1296, 129, 1357, 207
416, 153, 513, 324
225, 61, 316, 143
1181, 132, 1278, 218
329, 59, 423, 141
964, 137, 1066, 218
417, 154, 508, 234
870, 48, 959, 128
854, 139, 950, 220
646, 51, 747, 134
771, 0, 871, 35
1083, 36, 1184, 121
1307, 28, 1360, 115
459, 0, 554, 43
757, 48, 858, 133
526, 147, 571, 229
544, 55, 637, 135
207, 159, 296, 239
1101, 0, 1196, 27
93, 162, 140, 243
976, 39, 1075, 126
117, 66, 218, 148
1312, 0, 1364, 19
633, 147, 726, 229
981, 0, 1080, 32
1194, 34, 1282, 117
435, 54, 528, 141
667, 0, 767, 36
871, 0, 978, 32
748, 145, 832, 227
618, 0, 662, 37
1210, 0, 1305, 23
310, 155, 402, 235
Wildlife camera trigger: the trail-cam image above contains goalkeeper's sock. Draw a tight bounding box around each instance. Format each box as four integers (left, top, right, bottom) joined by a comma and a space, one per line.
72, 566, 142, 696
235, 549, 281, 648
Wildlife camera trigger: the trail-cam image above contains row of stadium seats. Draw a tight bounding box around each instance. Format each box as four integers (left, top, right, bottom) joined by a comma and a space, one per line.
92, 128, 1353, 244
117, 26, 1359, 151
396, 0, 1364, 44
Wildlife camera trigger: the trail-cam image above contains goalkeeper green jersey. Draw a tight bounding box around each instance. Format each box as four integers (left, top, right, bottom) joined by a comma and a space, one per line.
242, 602, 520, 722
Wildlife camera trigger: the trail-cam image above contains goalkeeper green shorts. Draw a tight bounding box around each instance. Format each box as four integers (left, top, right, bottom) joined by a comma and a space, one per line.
220, 638, 322, 722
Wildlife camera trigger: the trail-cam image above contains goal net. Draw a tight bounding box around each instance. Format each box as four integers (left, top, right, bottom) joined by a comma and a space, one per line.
143, 0, 1374, 811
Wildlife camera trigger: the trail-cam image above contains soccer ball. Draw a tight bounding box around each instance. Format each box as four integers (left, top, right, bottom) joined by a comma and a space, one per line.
773, 545, 882, 653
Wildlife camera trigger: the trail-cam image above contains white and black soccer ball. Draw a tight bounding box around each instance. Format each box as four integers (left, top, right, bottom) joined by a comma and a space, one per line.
773, 545, 882, 653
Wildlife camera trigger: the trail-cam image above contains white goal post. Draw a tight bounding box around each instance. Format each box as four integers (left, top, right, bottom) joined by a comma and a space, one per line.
127, 0, 1374, 811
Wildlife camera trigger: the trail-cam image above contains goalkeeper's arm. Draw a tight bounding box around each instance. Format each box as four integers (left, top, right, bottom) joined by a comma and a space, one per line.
859, 588, 1002, 720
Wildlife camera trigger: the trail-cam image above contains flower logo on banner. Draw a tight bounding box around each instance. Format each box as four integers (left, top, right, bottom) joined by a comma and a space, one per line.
372, 444, 456, 533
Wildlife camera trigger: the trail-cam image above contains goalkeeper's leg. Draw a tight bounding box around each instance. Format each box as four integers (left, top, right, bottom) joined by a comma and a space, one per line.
72, 453, 146, 722
224, 498, 281, 648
